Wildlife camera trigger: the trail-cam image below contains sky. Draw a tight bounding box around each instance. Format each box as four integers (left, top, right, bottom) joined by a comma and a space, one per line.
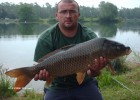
0, 0, 140, 9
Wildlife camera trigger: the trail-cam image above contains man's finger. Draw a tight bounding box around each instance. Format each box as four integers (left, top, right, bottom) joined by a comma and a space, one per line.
34, 74, 39, 81
39, 70, 43, 80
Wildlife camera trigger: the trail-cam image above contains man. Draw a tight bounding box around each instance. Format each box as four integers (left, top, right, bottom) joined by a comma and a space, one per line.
34, 0, 108, 99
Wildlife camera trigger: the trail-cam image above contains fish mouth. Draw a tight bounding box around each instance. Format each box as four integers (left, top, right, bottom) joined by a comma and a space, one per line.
125, 47, 132, 55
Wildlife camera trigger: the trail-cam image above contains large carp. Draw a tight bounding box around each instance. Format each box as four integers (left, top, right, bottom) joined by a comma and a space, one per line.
5, 38, 131, 92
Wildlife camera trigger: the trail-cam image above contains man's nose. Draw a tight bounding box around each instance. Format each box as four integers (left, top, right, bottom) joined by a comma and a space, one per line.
65, 11, 72, 17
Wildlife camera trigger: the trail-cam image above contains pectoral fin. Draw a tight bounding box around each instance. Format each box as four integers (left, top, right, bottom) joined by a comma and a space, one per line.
46, 76, 54, 86
107, 62, 116, 75
76, 72, 86, 85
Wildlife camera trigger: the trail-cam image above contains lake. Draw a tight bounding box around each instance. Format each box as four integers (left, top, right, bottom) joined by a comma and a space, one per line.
0, 22, 140, 92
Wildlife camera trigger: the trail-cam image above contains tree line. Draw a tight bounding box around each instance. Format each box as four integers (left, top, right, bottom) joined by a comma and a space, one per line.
0, 1, 140, 22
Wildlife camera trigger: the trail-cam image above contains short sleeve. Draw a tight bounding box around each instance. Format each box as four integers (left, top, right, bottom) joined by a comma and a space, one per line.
34, 41, 51, 62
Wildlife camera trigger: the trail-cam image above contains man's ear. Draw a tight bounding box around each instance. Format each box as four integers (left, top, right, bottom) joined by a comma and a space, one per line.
77, 13, 80, 18
55, 13, 58, 21
78, 13, 80, 17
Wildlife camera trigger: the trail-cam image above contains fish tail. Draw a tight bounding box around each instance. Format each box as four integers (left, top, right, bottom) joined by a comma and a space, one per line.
5, 67, 33, 92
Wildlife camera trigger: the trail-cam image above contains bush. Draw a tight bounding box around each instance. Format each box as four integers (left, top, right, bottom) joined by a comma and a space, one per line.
0, 66, 16, 99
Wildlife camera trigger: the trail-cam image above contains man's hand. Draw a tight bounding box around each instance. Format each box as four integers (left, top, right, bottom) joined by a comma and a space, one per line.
34, 69, 50, 81
87, 57, 109, 77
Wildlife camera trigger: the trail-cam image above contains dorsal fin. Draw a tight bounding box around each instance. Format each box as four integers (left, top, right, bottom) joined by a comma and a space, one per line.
37, 49, 61, 63
37, 44, 76, 63
61, 44, 75, 50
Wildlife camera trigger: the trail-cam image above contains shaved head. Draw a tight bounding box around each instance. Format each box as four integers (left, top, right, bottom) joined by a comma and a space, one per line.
56, 0, 79, 12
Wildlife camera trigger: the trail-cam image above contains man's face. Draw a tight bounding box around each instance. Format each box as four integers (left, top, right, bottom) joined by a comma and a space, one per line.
56, 2, 80, 29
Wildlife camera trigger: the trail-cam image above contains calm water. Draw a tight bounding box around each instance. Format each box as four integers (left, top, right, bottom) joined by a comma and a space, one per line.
0, 22, 140, 92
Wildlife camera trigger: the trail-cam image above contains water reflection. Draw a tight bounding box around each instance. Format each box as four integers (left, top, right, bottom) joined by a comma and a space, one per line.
82, 22, 117, 37
18, 23, 35, 35
98, 23, 117, 37
0, 24, 17, 37
118, 21, 140, 34
0, 23, 50, 38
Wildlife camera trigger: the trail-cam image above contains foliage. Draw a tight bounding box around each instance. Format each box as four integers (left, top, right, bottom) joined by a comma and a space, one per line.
0, 66, 16, 99
119, 7, 140, 19
20, 89, 43, 100
47, 18, 57, 23
111, 58, 130, 74
6, 89, 43, 100
133, 51, 140, 62
0, 2, 19, 19
80, 6, 99, 18
18, 4, 37, 22
0, 2, 140, 21
98, 1, 118, 22
97, 70, 117, 87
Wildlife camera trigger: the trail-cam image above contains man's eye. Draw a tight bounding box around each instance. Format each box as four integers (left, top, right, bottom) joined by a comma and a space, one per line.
59, 10, 67, 14
59, 10, 77, 14
70, 10, 77, 13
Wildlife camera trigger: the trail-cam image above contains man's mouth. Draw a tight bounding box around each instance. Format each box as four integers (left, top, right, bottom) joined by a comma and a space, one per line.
65, 21, 72, 24
65, 20, 72, 22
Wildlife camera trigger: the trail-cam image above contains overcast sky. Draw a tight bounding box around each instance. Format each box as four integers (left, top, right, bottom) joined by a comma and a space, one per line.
0, 0, 140, 9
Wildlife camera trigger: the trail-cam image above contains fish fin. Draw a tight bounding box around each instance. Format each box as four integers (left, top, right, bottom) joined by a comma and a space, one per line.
5, 67, 33, 92
37, 49, 62, 62
14, 75, 32, 92
46, 76, 54, 86
5, 68, 26, 77
60, 44, 76, 50
107, 62, 116, 75
37, 44, 76, 63
76, 72, 86, 85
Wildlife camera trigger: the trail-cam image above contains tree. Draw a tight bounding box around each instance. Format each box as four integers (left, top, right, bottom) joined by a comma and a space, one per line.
99, 1, 118, 22
18, 4, 36, 22
0, 8, 7, 18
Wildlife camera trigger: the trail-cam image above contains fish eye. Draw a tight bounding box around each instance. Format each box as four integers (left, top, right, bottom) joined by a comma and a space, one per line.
116, 46, 120, 50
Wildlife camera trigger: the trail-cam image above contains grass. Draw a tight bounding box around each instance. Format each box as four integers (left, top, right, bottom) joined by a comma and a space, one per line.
97, 52, 140, 100
100, 66, 140, 100
0, 66, 16, 100
6, 89, 43, 100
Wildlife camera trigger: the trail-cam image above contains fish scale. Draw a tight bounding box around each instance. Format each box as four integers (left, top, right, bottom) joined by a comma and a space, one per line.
36, 39, 102, 76
5, 38, 131, 92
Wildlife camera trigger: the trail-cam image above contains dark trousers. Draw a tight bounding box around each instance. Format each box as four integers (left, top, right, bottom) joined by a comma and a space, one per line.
44, 78, 104, 100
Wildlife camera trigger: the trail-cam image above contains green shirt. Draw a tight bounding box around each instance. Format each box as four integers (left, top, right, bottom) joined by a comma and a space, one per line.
34, 23, 97, 90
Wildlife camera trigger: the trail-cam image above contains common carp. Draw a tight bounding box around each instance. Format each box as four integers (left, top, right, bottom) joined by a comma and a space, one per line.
5, 38, 131, 92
